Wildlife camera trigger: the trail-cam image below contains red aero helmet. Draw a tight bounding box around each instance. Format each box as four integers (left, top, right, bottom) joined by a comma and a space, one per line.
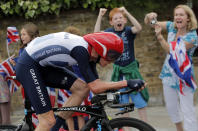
83, 32, 124, 60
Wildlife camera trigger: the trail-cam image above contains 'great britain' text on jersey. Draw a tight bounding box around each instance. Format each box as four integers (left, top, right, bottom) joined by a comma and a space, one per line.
35, 47, 62, 59
25, 32, 88, 67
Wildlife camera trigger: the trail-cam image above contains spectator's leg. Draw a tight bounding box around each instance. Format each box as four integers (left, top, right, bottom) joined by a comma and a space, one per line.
77, 115, 85, 129
66, 116, 75, 131
58, 79, 89, 120
137, 107, 147, 122
0, 102, 11, 124
179, 87, 198, 131
130, 92, 147, 122
163, 84, 183, 131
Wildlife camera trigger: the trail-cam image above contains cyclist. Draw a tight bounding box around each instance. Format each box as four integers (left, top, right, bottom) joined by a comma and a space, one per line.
15, 32, 145, 131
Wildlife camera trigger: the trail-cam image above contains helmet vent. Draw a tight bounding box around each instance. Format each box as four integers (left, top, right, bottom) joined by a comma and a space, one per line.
92, 37, 107, 57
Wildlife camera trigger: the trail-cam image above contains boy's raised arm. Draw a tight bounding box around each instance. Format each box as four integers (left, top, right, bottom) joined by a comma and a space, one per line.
120, 7, 142, 34
94, 8, 107, 32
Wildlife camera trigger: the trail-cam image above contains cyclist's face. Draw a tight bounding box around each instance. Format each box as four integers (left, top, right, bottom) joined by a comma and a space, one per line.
20, 29, 31, 45
99, 58, 112, 67
90, 48, 99, 62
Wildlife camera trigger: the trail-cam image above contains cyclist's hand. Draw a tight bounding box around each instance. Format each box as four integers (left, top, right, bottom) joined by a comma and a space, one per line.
127, 79, 145, 91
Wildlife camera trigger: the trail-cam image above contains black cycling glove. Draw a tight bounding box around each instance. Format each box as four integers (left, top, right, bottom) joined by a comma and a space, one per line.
127, 79, 145, 91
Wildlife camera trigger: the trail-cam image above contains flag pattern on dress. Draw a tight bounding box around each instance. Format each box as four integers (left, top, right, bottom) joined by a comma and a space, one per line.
7, 27, 20, 45
168, 38, 197, 94
0, 58, 21, 93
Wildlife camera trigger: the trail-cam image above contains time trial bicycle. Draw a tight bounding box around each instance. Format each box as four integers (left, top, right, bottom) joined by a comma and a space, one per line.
0, 87, 156, 131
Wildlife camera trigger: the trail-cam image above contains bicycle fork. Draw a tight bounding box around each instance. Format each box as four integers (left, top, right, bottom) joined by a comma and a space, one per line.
80, 117, 112, 131
99, 118, 112, 131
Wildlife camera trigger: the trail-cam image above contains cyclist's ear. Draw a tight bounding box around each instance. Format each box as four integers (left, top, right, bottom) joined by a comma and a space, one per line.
90, 48, 99, 59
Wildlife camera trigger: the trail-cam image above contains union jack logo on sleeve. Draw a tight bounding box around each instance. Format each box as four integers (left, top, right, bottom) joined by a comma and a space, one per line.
7, 27, 20, 45
168, 38, 197, 94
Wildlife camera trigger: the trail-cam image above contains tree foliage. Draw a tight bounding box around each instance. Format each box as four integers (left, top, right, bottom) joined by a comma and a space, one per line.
124, 0, 186, 19
0, 0, 187, 19
0, 0, 124, 19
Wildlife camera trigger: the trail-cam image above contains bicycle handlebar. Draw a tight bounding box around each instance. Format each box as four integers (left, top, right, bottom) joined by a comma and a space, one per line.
91, 88, 136, 104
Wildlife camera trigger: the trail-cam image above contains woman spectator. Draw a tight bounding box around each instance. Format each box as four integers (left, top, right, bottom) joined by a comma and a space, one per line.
145, 4, 198, 131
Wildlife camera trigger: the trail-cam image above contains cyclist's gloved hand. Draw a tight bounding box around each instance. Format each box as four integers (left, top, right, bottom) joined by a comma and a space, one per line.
127, 79, 145, 91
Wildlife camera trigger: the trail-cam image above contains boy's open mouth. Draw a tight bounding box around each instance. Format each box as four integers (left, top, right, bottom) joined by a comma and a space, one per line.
117, 23, 122, 27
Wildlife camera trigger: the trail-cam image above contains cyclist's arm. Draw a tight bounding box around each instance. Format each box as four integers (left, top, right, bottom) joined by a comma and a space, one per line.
88, 79, 127, 94
71, 46, 98, 83
71, 46, 128, 94
89, 61, 99, 78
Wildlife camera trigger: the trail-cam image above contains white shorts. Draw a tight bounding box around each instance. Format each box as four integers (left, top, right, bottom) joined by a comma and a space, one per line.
163, 80, 198, 131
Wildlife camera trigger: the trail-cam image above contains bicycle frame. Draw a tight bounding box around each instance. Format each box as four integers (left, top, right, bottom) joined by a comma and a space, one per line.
54, 104, 111, 131
21, 103, 112, 131
16, 90, 135, 131
54, 105, 104, 117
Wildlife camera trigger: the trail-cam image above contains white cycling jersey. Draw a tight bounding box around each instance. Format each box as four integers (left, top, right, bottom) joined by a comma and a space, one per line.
25, 32, 88, 68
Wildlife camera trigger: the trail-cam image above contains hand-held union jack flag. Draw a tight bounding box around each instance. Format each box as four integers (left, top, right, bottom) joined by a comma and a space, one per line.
7, 27, 20, 45
168, 38, 197, 94
0, 58, 21, 93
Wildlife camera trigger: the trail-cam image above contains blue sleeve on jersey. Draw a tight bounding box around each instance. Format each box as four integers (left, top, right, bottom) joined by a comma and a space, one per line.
89, 61, 99, 79
70, 46, 98, 83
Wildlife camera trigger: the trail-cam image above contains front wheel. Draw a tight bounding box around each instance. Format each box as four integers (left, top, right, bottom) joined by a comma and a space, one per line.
0, 125, 17, 131
109, 117, 156, 131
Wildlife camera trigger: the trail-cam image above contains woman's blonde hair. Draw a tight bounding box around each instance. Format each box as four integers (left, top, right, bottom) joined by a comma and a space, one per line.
174, 4, 198, 31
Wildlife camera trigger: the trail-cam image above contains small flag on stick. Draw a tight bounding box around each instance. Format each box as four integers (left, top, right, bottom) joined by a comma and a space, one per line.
6, 27, 20, 57
7, 27, 20, 45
